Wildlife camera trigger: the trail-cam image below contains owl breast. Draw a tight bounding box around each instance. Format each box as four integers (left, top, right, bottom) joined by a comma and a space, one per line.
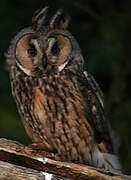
33, 74, 96, 162
11, 69, 96, 163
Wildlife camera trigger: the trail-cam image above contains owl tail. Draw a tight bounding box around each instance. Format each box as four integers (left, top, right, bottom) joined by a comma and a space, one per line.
92, 146, 122, 173
103, 153, 122, 173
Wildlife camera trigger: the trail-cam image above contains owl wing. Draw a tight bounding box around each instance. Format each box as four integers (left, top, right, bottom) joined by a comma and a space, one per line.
76, 71, 114, 153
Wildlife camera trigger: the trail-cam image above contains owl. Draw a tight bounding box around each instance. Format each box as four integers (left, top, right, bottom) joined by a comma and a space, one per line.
6, 7, 121, 173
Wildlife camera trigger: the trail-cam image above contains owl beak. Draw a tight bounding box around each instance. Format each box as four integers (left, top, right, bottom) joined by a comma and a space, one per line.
42, 54, 48, 69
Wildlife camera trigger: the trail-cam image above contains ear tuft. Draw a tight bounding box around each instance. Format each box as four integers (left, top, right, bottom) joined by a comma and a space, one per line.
32, 6, 49, 31
50, 9, 70, 30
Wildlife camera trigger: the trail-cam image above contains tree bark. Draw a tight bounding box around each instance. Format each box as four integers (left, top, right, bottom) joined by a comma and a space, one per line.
0, 160, 69, 180
0, 138, 130, 180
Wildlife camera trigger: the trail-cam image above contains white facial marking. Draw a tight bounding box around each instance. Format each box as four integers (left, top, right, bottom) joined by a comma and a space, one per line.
17, 62, 31, 76
42, 172, 53, 180
47, 38, 56, 54
58, 61, 68, 72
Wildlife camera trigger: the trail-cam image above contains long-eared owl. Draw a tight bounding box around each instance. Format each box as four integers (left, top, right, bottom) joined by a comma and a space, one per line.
6, 7, 121, 173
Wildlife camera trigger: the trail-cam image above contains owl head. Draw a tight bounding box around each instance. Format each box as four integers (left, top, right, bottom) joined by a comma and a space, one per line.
7, 7, 84, 77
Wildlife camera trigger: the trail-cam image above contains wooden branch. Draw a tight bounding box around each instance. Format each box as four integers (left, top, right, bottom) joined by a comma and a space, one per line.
0, 138, 130, 180
0, 160, 69, 180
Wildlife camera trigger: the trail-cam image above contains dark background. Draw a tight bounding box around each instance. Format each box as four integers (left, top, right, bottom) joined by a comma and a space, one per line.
0, 0, 131, 173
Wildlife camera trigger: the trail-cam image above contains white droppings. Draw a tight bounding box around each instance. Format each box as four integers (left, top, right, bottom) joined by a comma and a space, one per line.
43, 157, 49, 163
42, 172, 53, 180
92, 105, 97, 114
37, 157, 48, 164
37, 157, 44, 162
58, 61, 68, 72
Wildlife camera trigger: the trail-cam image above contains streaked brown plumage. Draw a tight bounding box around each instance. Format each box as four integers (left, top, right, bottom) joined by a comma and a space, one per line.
7, 7, 121, 172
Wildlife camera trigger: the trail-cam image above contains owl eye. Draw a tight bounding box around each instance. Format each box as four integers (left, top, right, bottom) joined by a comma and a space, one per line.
51, 42, 60, 56
28, 44, 37, 57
